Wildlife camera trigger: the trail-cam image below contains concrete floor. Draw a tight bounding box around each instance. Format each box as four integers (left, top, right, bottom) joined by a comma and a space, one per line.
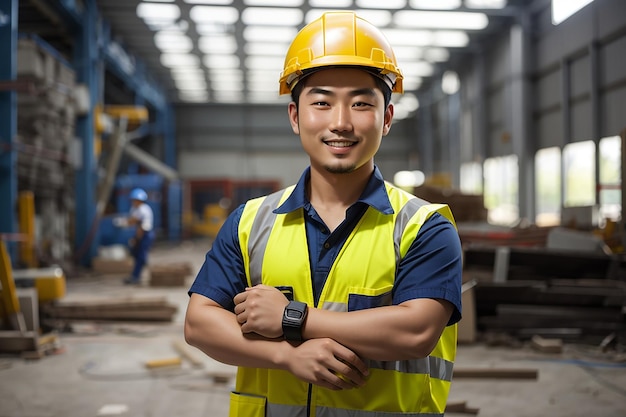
1, 239, 625, 417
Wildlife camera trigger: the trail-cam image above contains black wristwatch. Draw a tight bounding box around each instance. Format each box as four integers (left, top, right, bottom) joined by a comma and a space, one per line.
282, 301, 308, 341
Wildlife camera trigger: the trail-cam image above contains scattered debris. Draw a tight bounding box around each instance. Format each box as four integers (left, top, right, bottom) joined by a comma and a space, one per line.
530, 334, 563, 354
446, 400, 480, 415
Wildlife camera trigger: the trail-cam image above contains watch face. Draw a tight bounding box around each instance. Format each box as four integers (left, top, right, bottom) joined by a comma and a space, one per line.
286, 309, 304, 320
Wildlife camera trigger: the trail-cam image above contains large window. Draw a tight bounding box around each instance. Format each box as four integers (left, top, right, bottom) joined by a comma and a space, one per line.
460, 162, 483, 195
484, 155, 518, 225
535, 147, 562, 226
563, 140, 596, 207
599, 135, 621, 221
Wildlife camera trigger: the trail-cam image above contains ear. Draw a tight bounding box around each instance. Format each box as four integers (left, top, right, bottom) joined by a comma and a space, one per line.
288, 101, 299, 135
382, 102, 394, 136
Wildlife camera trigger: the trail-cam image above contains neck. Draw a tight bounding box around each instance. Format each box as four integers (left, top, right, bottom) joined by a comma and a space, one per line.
307, 164, 373, 209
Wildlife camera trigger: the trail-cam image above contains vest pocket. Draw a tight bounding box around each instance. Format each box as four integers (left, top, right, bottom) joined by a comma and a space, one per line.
229, 392, 267, 417
347, 285, 393, 311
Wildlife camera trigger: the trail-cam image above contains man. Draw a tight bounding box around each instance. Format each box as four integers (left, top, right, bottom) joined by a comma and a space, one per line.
123, 187, 154, 285
185, 11, 463, 416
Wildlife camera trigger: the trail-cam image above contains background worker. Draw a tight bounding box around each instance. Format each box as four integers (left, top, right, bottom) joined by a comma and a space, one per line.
185, 11, 462, 416
123, 187, 154, 285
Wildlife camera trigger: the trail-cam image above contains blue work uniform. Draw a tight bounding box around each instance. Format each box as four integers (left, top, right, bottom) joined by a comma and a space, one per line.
129, 202, 155, 281
190, 166, 462, 320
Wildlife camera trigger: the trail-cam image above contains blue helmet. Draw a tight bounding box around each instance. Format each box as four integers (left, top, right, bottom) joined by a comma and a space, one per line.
129, 188, 148, 202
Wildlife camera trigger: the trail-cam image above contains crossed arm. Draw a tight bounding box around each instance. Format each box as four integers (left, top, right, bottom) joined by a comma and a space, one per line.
184, 287, 453, 390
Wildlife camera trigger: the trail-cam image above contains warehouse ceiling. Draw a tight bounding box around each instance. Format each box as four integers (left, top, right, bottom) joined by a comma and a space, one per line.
21, 0, 529, 116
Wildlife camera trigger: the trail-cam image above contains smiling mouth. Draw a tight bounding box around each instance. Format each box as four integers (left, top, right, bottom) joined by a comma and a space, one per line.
324, 140, 356, 148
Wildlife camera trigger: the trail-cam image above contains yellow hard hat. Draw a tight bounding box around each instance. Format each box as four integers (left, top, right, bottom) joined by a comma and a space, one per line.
279, 11, 404, 95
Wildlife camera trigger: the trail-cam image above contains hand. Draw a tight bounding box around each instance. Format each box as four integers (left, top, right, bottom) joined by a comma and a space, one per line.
285, 338, 369, 390
112, 217, 128, 227
233, 285, 289, 338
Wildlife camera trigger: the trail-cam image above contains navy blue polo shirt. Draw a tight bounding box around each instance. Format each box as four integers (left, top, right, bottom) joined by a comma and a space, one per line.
189, 166, 462, 325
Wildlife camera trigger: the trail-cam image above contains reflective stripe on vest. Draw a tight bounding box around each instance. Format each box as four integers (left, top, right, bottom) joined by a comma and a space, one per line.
235, 182, 457, 417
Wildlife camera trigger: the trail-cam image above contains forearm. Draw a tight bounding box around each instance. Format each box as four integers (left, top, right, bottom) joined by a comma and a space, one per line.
303, 299, 452, 361
184, 294, 293, 369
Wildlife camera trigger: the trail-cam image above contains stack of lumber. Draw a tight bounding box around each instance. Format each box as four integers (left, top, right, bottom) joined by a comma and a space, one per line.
457, 223, 553, 247
414, 185, 488, 223
41, 296, 178, 322
463, 245, 626, 344
149, 262, 194, 287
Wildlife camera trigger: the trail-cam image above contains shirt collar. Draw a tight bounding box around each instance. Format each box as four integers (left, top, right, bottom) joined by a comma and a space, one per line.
274, 166, 394, 215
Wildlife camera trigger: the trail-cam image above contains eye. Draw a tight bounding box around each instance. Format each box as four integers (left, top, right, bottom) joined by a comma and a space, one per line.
353, 101, 373, 108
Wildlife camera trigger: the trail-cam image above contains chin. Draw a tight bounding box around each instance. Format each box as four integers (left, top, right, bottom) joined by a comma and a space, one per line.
324, 163, 357, 174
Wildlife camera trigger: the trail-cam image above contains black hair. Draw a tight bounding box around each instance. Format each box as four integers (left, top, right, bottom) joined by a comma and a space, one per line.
290, 68, 393, 110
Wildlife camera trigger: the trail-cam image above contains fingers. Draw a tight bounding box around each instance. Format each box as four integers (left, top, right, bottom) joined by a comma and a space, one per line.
334, 349, 369, 379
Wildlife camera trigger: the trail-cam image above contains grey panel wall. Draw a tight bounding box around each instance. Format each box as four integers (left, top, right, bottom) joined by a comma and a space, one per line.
175, 102, 416, 187
174, 0, 626, 205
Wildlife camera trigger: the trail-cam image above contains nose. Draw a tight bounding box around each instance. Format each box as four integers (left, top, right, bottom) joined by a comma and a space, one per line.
329, 105, 353, 133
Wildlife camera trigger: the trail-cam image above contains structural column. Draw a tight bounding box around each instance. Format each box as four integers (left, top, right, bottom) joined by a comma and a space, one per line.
509, 13, 535, 222
0, 0, 17, 258
73, 0, 100, 265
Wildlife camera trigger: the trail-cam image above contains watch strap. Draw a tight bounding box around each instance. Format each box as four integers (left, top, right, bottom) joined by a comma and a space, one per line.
282, 301, 308, 341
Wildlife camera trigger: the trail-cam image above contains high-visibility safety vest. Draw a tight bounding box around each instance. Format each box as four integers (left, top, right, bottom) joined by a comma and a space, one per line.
232, 182, 458, 417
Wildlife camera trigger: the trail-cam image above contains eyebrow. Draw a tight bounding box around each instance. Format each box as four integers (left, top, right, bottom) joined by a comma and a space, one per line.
306, 87, 378, 98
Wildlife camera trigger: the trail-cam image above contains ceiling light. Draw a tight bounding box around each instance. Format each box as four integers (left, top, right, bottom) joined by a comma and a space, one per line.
356, 0, 406, 9
213, 91, 245, 102
353, 9, 392, 26
245, 42, 290, 56
241, 7, 303, 26
394, 11, 488, 30
410, 0, 461, 9
382, 29, 433, 46
247, 91, 286, 103
178, 91, 209, 101
441, 70, 460, 94
208, 70, 244, 83
247, 71, 281, 86
399, 61, 433, 77
432, 31, 469, 47
402, 76, 422, 90
199, 35, 237, 54
392, 46, 424, 60
160, 53, 200, 68
145, 19, 188, 31
136, 3, 180, 21
184, 0, 233, 4
309, 0, 352, 6
171, 72, 206, 82
244, 0, 304, 6
171, 67, 205, 75
175, 79, 207, 89
190, 6, 239, 24
211, 80, 244, 90
247, 81, 278, 92
465, 0, 507, 9
154, 32, 193, 53
204, 54, 240, 69
424, 47, 450, 62
243, 26, 299, 42
245, 56, 283, 71
196, 23, 234, 34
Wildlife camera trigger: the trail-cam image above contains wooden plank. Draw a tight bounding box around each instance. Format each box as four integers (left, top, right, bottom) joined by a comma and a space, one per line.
453, 367, 538, 379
